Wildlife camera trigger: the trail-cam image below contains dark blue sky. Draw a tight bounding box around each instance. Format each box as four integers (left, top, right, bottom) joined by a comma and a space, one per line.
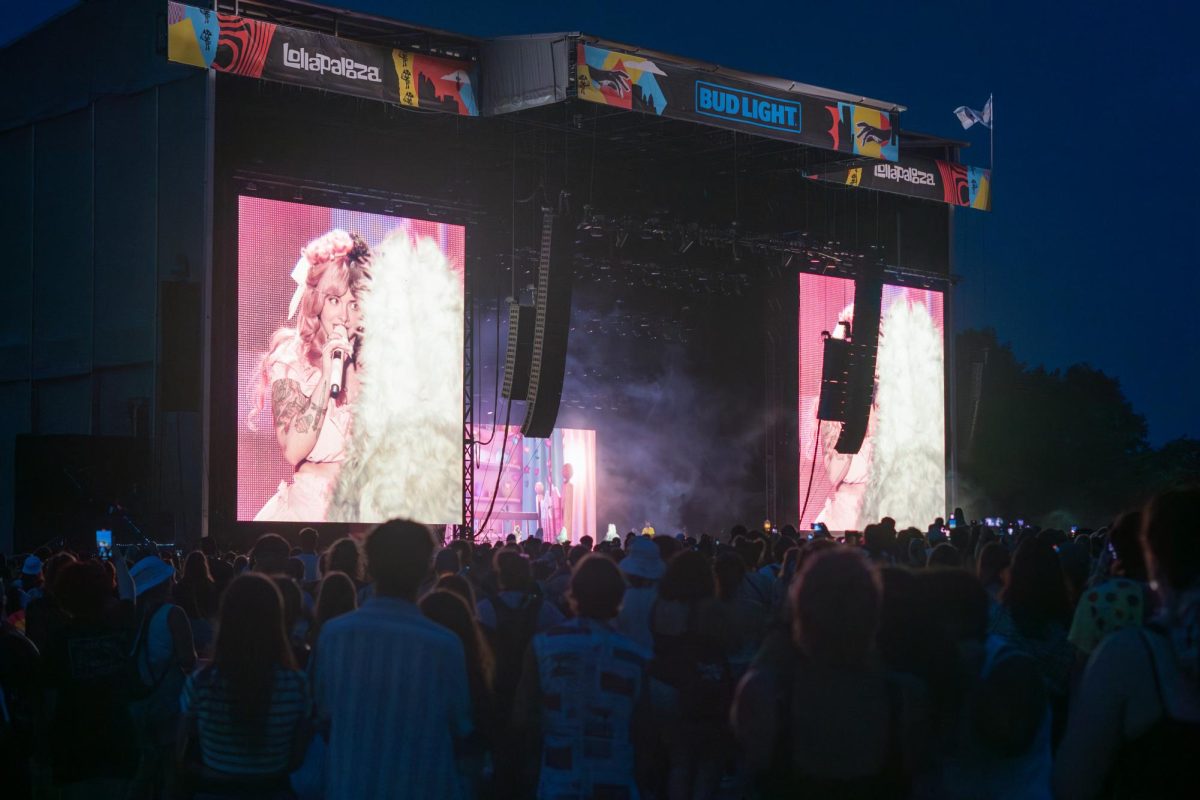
6, 1, 1197, 443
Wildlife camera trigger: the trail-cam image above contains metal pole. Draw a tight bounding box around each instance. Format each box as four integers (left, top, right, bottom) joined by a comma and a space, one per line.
989, 94, 994, 171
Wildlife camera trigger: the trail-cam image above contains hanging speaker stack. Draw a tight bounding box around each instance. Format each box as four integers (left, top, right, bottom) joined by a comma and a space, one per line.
833, 267, 883, 455
816, 335, 852, 422
518, 206, 574, 438
501, 300, 535, 401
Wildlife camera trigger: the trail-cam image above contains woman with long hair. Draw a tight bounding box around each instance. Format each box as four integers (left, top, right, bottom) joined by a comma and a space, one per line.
251, 230, 372, 522
174, 550, 217, 656
419, 589, 496, 735
309, 570, 358, 649
435, 572, 479, 612
180, 573, 311, 794
325, 537, 363, 585
993, 539, 1074, 698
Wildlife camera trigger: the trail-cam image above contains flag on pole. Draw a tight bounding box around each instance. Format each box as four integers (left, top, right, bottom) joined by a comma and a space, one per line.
954, 94, 993, 130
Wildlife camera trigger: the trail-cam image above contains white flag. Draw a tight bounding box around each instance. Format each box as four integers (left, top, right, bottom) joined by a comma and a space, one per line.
954, 94, 993, 130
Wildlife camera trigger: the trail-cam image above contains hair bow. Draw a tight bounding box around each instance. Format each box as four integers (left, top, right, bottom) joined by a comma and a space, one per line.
287, 254, 309, 320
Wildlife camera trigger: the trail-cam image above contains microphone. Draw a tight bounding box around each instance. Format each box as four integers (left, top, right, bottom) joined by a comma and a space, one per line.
330, 350, 344, 396
330, 325, 347, 396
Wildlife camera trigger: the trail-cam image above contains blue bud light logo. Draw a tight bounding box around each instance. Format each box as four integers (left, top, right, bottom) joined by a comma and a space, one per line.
695, 81, 801, 133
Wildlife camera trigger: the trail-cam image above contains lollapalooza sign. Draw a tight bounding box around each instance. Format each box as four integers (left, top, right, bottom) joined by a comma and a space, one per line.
807, 157, 992, 211
165, 2, 478, 116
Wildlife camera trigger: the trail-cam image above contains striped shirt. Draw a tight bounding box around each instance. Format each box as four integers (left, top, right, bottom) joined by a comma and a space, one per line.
311, 596, 473, 800
181, 666, 311, 776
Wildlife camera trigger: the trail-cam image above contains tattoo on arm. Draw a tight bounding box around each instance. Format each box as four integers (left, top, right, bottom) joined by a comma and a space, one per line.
272, 379, 327, 435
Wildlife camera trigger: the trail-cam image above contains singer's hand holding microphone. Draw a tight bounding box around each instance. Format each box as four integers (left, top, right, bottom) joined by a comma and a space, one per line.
322, 324, 352, 396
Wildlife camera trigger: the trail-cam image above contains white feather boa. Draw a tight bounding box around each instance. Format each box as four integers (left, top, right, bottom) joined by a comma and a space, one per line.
327, 233, 463, 524
859, 297, 946, 528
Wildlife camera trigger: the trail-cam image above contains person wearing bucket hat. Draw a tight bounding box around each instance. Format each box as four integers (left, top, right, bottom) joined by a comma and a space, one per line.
130, 556, 176, 598
616, 537, 665, 650
127, 554, 195, 796
14, 555, 44, 609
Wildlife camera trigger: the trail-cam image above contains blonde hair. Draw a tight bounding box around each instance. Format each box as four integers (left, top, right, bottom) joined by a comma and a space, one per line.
247, 230, 371, 431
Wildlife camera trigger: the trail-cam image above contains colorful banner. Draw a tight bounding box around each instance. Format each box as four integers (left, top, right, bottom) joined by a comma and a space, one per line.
167, 2, 478, 116
806, 156, 992, 211
576, 42, 900, 161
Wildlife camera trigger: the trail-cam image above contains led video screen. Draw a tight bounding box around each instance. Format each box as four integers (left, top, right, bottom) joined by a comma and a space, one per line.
237, 196, 465, 524
472, 427, 597, 544
798, 275, 945, 530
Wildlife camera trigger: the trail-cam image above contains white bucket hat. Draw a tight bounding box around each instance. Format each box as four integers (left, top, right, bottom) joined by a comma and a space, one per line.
620, 537, 665, 580
130, 556, 175, 597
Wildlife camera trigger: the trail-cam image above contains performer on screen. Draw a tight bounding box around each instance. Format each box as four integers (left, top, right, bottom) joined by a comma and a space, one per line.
249, 229, 372, 522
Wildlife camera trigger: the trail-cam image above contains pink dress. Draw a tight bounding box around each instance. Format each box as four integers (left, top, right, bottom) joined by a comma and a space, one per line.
254, 338, 353, 522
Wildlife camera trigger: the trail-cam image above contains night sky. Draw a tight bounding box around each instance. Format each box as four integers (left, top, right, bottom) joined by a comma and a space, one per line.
5, 1, 1196, 443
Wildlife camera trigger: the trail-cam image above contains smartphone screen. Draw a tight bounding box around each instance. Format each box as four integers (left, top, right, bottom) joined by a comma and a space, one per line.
96, 529, 113, 559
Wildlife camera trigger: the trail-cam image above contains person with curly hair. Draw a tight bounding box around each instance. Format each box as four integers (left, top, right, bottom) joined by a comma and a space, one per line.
251, 229, 372, 521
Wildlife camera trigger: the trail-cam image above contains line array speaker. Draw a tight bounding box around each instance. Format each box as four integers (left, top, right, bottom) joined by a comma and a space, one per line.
521, 207, 574, 438
501, 300, 535, 401
834, 270, 883, 454
816, 335, 852, 422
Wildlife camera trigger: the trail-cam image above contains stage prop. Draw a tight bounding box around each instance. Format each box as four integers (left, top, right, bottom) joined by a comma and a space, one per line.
473, 426, 597, 543
806, 155, 992, 211
166, 2, 478, 116
576, 42, 901, 161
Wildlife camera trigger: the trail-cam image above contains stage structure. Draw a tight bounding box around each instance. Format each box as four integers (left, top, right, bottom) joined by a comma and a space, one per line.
0, 0, 987, 552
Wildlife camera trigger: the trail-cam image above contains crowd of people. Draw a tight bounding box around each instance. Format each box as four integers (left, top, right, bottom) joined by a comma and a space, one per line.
1, 488, 1198, 799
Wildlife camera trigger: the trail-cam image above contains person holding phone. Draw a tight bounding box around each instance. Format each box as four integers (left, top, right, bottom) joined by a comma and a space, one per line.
249, 230, 372, 522
96, 529, 113, 560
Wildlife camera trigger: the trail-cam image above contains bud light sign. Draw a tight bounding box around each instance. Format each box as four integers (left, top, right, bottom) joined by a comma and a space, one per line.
695, 81, 801, 134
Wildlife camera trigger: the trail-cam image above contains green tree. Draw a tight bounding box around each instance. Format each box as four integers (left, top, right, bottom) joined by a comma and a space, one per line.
955, 329, 1161, 526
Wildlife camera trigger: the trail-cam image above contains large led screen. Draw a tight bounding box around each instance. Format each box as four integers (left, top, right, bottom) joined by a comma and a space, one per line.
798, 275, 945, 530
472, 427, 597, 544
237, 196, 465, 524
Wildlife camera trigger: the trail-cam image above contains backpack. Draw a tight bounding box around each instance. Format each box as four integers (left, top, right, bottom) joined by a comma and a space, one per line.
650, 601, 734, 726
125, 605, 187, 741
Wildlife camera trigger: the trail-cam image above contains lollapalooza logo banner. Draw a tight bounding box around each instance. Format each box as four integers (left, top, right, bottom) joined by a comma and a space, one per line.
805, 156, 992, 211
166, 2, 478, 116
576, 42, 901, 161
